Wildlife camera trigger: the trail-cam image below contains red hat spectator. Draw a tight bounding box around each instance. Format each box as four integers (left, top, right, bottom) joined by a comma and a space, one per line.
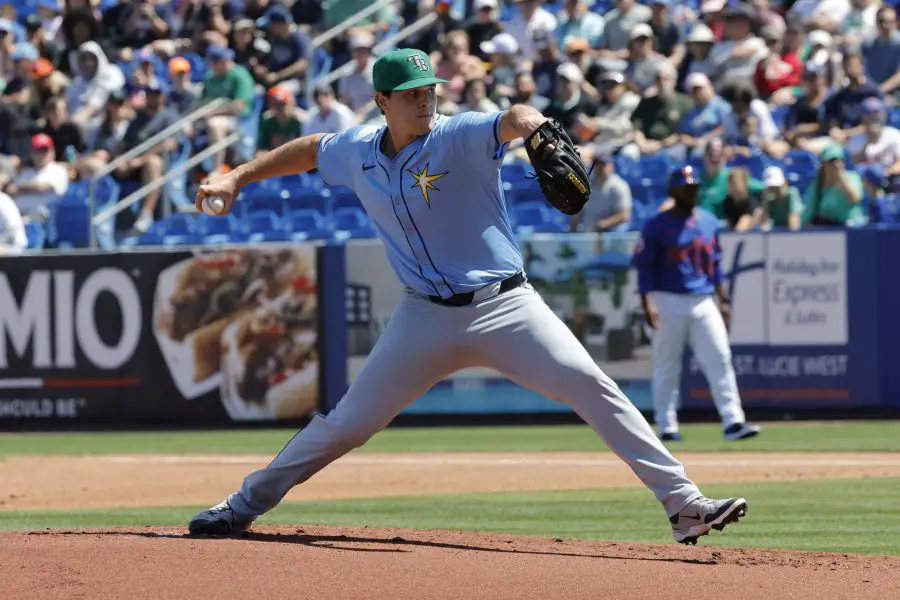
31, 133, 54, 153
268, 85, 293, 105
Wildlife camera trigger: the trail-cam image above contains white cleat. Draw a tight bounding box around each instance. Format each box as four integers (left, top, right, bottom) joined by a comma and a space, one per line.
670, 497, 748, 545
188, 497, 256, 535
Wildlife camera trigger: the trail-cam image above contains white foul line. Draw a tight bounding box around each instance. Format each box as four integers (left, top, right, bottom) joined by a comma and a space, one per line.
0, 379, 44, 389
96, 455, 900, 467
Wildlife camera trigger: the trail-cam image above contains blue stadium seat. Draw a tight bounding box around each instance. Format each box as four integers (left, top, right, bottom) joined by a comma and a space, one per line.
289, 209, 332, 241
246, 190, 288, 215
333, 207, 376, 239
181, 53, 207, 83
284, 188, 332, 217
159, 213, 199, 236
728, 153, 769, 179
24, 220, 45, 250
239, 210, 287, 242
875, 194, 900, 223
501, 163, 531, 183
52, 202, 92, 249
329, 187, 363, 211
512, 201, 551, 227
780, 150, 818, 177
635, 155, 673, 185
635, 181, 669, 205
771, 105, 790, 130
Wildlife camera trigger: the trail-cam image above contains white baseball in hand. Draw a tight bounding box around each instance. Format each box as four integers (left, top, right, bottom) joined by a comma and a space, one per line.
201, 196, 226, 216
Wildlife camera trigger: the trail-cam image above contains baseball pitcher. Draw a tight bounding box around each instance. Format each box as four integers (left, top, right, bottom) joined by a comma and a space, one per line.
189, 49, 748, 545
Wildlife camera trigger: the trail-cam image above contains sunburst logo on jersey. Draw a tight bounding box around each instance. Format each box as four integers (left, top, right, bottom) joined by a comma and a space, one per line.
408, 163, 448, 207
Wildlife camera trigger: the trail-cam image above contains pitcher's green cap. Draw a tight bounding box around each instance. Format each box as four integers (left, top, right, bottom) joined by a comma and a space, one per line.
373, 48, 449, 92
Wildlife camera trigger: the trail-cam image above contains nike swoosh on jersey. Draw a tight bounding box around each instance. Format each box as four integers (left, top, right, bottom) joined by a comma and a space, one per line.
362, 164, 376, 171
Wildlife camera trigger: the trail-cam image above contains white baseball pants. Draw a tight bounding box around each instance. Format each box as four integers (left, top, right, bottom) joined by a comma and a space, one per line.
650, 292, 746, 434
227, 284, 703, 519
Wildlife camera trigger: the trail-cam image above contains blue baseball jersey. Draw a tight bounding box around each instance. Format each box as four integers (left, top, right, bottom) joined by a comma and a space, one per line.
316, 111, 523, 298
632, 208, 724, 296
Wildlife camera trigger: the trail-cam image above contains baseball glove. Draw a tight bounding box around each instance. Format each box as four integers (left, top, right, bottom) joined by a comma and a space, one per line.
524, 119, 592, 215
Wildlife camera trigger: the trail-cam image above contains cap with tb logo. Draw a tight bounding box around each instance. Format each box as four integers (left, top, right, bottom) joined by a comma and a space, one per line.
373, 48, 449, 92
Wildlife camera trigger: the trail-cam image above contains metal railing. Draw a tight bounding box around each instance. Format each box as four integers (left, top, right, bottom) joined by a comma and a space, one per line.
87, 98, 228, 247
309, 12, 439, 100
90, 132, 241, 229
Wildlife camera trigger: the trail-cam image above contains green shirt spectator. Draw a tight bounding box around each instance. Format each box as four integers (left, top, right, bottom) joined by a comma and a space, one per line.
761, 166, 802, 230
801, 144, 866, 226
257, 86, 303, 154
699, 166, 765, 219
202, 46, 256, 118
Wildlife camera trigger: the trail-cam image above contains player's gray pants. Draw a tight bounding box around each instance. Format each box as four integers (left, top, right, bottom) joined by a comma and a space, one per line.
651, 292, 747, 434
228, 284, 703, 519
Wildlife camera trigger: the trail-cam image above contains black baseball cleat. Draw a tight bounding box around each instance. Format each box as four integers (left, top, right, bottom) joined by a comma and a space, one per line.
670, 497, 748, 545
188, 498, 256, 536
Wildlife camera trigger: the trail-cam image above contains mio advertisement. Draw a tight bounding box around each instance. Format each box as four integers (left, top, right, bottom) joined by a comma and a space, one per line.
682, 231, 856, 409
0, 244, 324, 423
344, 233, 654, 415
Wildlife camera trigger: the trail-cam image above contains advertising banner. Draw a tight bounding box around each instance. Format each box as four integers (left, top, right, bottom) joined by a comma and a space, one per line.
0, 244, 324, 424
682, 231, 857, 408
344, 233, 654, 415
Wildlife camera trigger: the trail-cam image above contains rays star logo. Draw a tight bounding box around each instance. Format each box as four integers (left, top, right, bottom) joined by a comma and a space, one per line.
408, 163, 448, 207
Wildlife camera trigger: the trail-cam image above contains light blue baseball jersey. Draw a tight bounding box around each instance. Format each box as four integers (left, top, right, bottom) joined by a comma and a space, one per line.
316, 111, 523, 298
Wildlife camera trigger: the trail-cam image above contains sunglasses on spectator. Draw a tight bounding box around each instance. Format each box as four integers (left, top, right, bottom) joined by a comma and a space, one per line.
32, 147, 51, 154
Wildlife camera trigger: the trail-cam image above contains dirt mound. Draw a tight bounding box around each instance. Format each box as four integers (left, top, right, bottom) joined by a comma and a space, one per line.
6, 526, 897, 600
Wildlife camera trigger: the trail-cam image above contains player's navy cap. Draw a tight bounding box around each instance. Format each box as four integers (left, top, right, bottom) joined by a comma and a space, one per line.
669, 165, 699, 187
373, 48, 449, 92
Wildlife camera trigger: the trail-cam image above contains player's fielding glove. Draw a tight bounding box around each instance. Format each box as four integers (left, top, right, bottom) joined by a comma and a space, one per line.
523, 118, 592, 215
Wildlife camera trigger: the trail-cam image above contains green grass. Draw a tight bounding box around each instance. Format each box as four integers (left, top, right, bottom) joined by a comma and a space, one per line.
3, 478, 899, 555
1, 421, 899, 457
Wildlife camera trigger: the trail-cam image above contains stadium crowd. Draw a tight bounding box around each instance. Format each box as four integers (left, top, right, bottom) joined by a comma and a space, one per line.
1, 0, 900, 252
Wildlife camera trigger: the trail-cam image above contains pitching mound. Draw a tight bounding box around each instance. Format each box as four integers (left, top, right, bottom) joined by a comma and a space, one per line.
6, 526, 897, 600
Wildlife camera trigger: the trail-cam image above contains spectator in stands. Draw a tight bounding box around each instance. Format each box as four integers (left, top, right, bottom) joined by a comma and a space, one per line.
754, 26, 803, 101
788, 0, 851, 33
846, 98, 900, 181
751, 0, 786, 37
530, 31, 562, 99
510, 68, 549, 111
0, 72, 35, 163
676, 72, 730, 156
544, 62, 599, 143
721, 83, 786, 157
556, 0, 605, 51
57, 7, 99, 71
0, 185, 26, 254
679, 23, 716, 87
629, 60, 691, 158
103, 0, 173, 52
785, 62, 833, 154
167, 57, 202, 115
805, 30, 839, 85
199, 44, 255, 176
77, 89, 132, 179
862, 7, 900, 106
407, 0, 461, 57
707, 4, 768, 90
65, 41, 126, 129
175, 0, 237, 42
129, 50, 162, 95
698, 0, 726, 41
338, 31, 376, 120
579, 67, 640, 152
625, 23, 665, 95
598, 0, 652, 58
255, 4, 310, 93
722, 167, 760, 232
506, 0, 558, 63
837, 0, 879, 50
39, 96, 84, 163
648, 0, 683, 65
230, 18, 269, 86
823, 50, 882, 141
760, 166, 802, 231
458, 77, 499, 113
692, 137, 764, 217
802, 144, 865, 227
0, 133, 68, 220
466, 0, 503, 62
571, 148, 632, 233
434, 30, 485, 105
30, 58, 68, 113
112, 79, 180, 233
257, 85, 302, 155
481, 33, 519, 108
0, 20, 15, 84
860, 163, 888, 221
303, 83, 357, 135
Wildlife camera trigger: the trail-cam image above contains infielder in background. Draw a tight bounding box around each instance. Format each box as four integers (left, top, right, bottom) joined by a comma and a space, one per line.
633, 166, 761, 443
189, 49, 748, 545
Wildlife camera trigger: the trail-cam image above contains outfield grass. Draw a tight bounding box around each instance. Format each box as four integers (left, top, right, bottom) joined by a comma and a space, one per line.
1, 421, 899, 457
2, 478, 899, 555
